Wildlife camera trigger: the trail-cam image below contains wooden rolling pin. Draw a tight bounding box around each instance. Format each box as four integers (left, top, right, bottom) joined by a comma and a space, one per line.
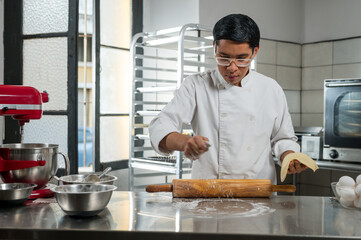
146, 179, 296, 198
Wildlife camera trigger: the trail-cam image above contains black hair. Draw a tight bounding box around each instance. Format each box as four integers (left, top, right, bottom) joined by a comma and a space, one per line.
213, 14, 260, 49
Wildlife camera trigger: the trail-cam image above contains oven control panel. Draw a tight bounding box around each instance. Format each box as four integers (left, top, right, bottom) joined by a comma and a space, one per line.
323, 147, 361, 162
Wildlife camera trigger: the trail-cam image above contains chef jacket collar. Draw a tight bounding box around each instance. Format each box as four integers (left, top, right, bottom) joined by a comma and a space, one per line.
216, 68, 252, 89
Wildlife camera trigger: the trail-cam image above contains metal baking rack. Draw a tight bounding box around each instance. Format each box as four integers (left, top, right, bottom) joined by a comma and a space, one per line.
129, 24, 216, 190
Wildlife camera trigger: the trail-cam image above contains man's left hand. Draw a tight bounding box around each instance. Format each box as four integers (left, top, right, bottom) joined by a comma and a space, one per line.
281, 150, 308, 174
287, 159, 308, 174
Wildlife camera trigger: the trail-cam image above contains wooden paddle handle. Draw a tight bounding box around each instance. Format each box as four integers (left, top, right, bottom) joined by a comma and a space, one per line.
271, 184, 296, 193
146, 184, 173, 193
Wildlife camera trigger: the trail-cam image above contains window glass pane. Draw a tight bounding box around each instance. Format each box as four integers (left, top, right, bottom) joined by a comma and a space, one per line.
0, 0, 3, 142
335, 91, 361, 137
100, 116, 129, 162
100, 47, 130, 114
23, 115, 68, 168
23, 37, 68, 111
78, 87, 92, 127
0, 0, 3, 85
78, 36, 92, 62
100, 0, 131, 48
79, 0, 93, 34
23, 0, 68, 35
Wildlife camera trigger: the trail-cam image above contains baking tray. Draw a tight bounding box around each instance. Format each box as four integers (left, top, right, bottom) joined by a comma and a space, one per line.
132, 156, 178, 166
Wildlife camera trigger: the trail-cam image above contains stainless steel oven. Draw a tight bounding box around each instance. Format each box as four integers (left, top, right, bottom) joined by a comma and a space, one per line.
323, 79, 361, 162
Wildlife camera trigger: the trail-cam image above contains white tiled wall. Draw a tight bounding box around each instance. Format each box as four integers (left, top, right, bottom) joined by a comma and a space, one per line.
257, 64, 276, 79
277, 66, 301, 90
258, 39, 276, 64
301, 113, 324, 127
259, 37, 361, 127
332, 63, 361, 79
333, 38, 361, 64
301, 90, 324, 113
301, 37, 361, 127
277, 42, 301, 67
302, 42, 333, 67
284, 91, 301, 113
302, 66, 332, 90
301, 42, 331, 127
257, 39, 301, 127
290, 113, 301, 127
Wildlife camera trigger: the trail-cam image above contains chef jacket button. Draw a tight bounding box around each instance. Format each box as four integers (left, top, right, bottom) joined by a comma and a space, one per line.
247, 146, 251, 151
249, 116, 255, 121
221, 113, 227, 118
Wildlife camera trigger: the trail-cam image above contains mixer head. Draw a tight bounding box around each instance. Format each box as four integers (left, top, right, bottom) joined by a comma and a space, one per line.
0, 85, 49, 125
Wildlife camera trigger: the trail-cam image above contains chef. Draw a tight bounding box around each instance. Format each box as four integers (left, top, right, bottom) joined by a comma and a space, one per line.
148, 13, 308, 184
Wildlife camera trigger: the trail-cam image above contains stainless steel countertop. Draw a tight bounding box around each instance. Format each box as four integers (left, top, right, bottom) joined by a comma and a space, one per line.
1, 191, 361, 239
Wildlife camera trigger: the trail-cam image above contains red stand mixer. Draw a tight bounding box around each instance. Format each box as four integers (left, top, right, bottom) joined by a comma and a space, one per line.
0, 85, 69, 199
0, 85, 49, 123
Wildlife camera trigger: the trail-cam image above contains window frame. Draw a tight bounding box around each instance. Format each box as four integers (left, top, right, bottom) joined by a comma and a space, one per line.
3, 0, 79, 175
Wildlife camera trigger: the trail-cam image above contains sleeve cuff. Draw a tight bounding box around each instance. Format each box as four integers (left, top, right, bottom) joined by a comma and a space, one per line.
149, 121, 179, 156
274, 140, 300, 165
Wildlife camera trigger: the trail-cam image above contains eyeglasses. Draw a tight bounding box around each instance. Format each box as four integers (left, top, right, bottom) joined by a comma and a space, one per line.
214, 56, 253, 67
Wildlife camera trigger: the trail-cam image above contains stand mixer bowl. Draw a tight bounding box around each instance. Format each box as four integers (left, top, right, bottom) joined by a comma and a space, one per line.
0, 143, 70, 189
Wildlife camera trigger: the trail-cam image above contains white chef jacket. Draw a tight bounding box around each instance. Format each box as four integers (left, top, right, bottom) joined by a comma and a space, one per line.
148, 68, 300, 184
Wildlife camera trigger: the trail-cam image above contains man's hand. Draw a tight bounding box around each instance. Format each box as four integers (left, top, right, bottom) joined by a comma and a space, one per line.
281, 151, 308, 174
184, 135, 210, 160
159, 132, 210, 160
287, 159, 308, 174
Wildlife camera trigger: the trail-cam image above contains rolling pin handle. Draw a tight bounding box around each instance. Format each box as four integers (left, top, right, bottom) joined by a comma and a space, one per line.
271, 185, 296, 193
146, 184, 173, 193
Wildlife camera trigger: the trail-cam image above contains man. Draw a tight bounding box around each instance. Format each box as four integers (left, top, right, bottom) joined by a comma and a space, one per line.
148, 14, 307, 183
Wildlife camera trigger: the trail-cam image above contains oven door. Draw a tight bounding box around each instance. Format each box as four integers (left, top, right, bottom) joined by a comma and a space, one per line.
324, 80, 361, 148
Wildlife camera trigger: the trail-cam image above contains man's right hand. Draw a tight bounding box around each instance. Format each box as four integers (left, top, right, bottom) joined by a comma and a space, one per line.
184, 135, 210, 160
159, 132, 210, 160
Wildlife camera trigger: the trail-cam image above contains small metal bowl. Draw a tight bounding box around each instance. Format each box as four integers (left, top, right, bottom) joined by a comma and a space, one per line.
58, 174, 117, 185
0, 183, 37, 205
52, 184, 117, 217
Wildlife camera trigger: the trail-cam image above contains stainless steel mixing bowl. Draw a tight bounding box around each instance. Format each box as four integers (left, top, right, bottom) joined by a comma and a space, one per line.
52, 184, 117, 217
58, 174, 117, 185
0, 143, 70, 189
0, 183, 37, 205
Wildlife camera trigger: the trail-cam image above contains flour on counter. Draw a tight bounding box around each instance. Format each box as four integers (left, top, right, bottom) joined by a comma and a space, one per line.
171, 198, 275, 218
